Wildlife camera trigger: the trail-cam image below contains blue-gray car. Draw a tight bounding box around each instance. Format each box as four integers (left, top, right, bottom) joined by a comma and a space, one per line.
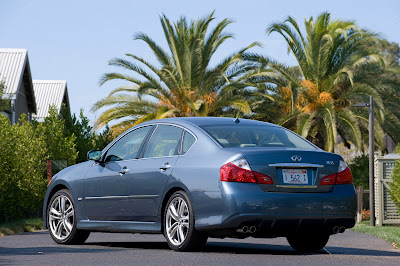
43, 117, 356, 252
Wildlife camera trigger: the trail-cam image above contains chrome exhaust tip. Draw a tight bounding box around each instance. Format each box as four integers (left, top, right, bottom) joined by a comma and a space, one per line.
236, 226, 249, 233
339, 226, 346, 233
249, 226, 257, 233
333, 226, 340, 234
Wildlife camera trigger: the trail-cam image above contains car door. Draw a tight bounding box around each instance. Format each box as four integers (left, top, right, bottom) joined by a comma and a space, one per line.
83, 125, 154, 221
124, 124, 183, 222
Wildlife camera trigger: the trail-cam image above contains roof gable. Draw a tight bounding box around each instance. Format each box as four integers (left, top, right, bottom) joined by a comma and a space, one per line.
0, 48, 36, 112
32, 80, 70, 120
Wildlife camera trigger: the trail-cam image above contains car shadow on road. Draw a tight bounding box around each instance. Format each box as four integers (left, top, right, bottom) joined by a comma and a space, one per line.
84, 241, 400, 256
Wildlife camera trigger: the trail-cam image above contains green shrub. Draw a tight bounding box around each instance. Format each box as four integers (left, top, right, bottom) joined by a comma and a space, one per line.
389, 147, 400, 214
349, 154, 369, 189
0, 115, 47, 221
35, 107, 77, 166
0, 107, 77, 222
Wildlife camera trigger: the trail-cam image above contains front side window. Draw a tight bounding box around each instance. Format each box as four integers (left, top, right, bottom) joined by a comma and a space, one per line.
201, 125, 316, 149
105, 126, 153, 162
144, 125, 183, 158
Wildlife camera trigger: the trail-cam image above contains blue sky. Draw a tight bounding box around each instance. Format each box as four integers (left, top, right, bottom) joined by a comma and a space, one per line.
1, 0, 399, 127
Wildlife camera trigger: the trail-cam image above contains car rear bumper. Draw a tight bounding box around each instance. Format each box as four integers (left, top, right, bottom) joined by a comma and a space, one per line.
196, 182, 356, 234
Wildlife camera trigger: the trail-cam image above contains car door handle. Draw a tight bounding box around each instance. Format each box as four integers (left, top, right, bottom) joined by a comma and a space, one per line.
159, 163, 171, 171
119, 167, 130, 175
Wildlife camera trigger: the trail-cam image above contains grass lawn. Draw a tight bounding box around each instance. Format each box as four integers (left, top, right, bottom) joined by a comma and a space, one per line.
0, 218, 43, 237
351, 221, 400, 249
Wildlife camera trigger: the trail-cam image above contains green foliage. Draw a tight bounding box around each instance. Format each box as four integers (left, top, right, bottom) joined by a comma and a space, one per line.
61, 106, 95, 163
247, 12, 400, 152
0, 80, 10, 111
389, 147, 400, 213
35, 106, 77, 166
93, 124, 114, 151
61, 106, 114, 162
0, 115, 47, 222
92, 12, 259, 133
0, 107, 79, 222
349, 154, 370, 189
375, 39, 400, 67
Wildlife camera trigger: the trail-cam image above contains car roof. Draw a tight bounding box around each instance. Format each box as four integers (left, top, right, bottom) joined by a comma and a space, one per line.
143, 117, 279, 127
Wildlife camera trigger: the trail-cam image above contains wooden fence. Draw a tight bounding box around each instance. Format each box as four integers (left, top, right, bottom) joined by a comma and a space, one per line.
374, 155, 400, 226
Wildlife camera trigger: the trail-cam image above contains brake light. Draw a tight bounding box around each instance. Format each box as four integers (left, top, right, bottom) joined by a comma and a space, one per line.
320, 161, 353, 185
220, 159, 273, 184
335, 167, 353, 184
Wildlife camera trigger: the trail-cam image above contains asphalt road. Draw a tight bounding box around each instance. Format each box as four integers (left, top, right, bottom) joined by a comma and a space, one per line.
0, 230, 399, 265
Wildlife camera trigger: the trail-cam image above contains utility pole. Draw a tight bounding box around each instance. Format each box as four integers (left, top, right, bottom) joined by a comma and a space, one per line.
369, 96, 375, 226
353, 96, 375, 226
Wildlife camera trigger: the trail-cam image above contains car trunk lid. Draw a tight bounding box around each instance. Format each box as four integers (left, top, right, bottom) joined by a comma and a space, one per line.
226, 147, 342, 193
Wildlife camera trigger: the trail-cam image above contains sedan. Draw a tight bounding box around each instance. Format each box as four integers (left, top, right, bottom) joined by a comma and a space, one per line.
43, 117, 356, 252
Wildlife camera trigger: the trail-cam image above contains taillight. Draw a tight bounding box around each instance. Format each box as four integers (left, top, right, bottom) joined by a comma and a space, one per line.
335, 167, 353, 184
320, 161, 353, 185
320, 174, 336, 185
220, 159, 273, 184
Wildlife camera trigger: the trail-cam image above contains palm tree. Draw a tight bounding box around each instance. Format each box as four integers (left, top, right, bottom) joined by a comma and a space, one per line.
92, 12, 258, 132
247, 12, 400, 152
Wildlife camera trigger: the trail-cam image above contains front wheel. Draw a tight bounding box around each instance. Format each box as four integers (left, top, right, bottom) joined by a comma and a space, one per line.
47, 189, 90, 244
287, 233, 330, 252
163, 191, 207, 251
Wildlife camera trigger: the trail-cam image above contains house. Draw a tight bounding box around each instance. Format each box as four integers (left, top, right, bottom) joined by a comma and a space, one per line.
0, 48, 36, 124
32, 80, 70, 122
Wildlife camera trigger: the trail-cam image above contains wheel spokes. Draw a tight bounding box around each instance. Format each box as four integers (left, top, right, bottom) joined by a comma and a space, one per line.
166, 197, 189, 246
65, 206, 74, 218
64, 220, 72, 234
167, 207, 179, 222
168, 222, 179, 236
50, 208, 62, 219
49, 195, 74, 240
178, 226, 185, 243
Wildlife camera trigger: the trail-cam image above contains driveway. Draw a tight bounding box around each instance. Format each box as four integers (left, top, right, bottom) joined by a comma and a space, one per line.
0, 230, 399, 265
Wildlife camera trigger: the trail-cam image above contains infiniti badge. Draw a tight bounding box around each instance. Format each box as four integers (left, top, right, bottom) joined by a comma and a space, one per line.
291, 155, 302, 162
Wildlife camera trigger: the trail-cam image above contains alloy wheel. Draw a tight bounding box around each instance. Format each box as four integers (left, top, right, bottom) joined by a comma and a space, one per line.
49, 195, 74, 241
165, 197, 190, 246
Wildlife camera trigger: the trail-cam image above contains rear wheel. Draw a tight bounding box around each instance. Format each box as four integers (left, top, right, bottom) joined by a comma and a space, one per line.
287, 233, 329, 252
163, 191, 208, 251
48, 189, 90, 244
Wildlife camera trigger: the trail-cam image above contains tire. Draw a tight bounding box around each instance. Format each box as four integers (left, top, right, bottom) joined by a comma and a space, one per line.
287, 233, 330, 252
163, 191, 208, 251
47, 189, 90, 245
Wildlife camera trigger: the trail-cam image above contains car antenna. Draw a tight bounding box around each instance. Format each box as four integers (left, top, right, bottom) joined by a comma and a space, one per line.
234, 118, 240, 124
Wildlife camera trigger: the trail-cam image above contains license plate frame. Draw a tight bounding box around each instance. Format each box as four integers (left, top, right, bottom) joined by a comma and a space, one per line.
282, 169, 308, 184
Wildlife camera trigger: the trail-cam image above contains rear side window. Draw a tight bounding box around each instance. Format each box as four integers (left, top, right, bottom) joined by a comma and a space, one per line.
201, 125, 316, 149
144, 125, 183, 158
181, 131, 196, 154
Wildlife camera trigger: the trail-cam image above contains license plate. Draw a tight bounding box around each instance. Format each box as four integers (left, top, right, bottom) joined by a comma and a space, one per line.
282, 169, 308, 184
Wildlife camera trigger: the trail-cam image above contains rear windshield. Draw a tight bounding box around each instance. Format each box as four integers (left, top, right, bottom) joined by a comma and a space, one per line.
201, 125, 317, 149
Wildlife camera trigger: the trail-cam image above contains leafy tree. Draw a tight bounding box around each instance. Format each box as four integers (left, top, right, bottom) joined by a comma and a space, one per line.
35, 106, 77, 166
61, 106, 115, 162
61, 106, 95, 163
0, 80, 10, 111
0, 115, 47, 221
94, 124, 115, 150
247, 12, 400, 152
375, 39, 400, 67
389, 148, 400, 213
348, 154, 369, 189
92, 12, 259, 132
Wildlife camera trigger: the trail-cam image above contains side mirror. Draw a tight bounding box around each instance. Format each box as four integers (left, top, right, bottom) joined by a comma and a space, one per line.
87, 150, 102, 161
